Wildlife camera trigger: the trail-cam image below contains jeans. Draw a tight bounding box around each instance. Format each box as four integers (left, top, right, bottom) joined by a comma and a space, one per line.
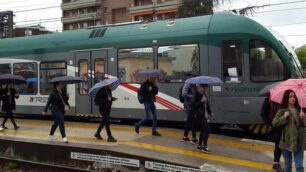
50, 111, 66, 138
96, 106, 112, 137
282, 149, 304, 172
136, 102, 157, 133
183, 109, 197, 139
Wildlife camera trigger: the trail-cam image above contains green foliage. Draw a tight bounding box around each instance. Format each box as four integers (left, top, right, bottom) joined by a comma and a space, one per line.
295, 45, 306, 69
178, 0, 215, 18
5, 162, 18, 169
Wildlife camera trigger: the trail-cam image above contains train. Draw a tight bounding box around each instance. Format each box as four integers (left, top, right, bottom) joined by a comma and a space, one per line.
0, 13, 303, 126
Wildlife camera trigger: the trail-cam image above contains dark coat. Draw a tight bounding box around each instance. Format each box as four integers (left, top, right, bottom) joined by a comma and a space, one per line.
95, 87, 113, 114
139, 80, 158, 103
2, 87, 19, 112
190, 88, 212, 117
44, 89, 68, 114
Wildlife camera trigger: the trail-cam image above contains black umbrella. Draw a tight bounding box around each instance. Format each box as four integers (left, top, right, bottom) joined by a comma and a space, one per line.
135, 69, 163, 78
0, 74, 27, 84
257, 82, 281, 97
50, 76, 84, 84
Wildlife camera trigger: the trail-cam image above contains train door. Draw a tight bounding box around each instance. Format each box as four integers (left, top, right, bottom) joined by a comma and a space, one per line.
75, 50, 108, 116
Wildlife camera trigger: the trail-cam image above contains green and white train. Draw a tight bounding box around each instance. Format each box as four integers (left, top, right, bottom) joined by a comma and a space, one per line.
0, 13, 303, 126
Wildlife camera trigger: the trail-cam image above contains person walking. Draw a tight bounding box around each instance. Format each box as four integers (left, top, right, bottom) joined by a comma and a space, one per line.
43, 82, 69, 143
94, 83, 117, 142
181, 84, 198, 144
135, 77, 161, 136
1, 82, 20, 130
261, 94, 283, 172
191, 84, 213, 154
272, 90, 305, 172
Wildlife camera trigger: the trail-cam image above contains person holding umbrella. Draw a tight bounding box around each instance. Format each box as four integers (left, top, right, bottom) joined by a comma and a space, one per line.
272, 90, 306, 172
43, 82, 69, 143
42, 75, 83, 143
135, 77, 161, 136
1, 82, 20, 130
89, 77, 120, 142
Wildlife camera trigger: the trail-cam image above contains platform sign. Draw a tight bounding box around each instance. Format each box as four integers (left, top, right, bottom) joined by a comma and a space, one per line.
71, 152, 140, 168
145, 161, 208, 172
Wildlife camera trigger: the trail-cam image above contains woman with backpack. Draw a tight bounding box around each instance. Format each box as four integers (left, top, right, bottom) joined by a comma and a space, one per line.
272, 90, 306, 172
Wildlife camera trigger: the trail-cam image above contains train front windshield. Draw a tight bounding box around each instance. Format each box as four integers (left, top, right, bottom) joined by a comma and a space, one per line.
268, 28, 304, 78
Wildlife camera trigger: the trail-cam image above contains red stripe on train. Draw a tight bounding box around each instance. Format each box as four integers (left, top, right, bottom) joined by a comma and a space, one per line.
120, 83, 183, 110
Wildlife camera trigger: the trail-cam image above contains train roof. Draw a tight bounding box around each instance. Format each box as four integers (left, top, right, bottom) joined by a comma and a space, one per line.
0, 14, 276, 57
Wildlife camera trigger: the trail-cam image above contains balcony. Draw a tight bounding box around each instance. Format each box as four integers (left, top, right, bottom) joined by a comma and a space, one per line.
61, 0, 101, 10
62, 12, 101, 23
130, 0, 181, 16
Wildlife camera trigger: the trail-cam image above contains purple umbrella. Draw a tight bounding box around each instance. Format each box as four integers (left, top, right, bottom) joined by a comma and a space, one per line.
185, 76, 223, 85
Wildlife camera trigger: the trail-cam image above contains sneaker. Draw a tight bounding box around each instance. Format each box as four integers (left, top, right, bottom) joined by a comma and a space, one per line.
2, 125, 8, 129
135, 125, 140, 134
201, 147, 212, 154
63, 137, 68, 143
190, 138, 198, 145
182, 137, 190, 142
14, 126, 20, 130
107, 136, 117, 142
94, 133, 103, 140
152, 131, 161, 136
48, 135, 56, 140
197, 146, 203, 151
272, 163, 284, 172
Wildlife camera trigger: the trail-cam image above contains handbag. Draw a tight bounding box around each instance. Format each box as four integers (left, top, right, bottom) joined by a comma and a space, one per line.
59, 94, 70, 112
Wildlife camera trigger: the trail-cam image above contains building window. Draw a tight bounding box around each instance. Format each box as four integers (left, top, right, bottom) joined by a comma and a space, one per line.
222, 40, 243, 83
79, 60, 89, 95
0, 63, 11, 75
40, 61, 67, 95
118, 48, 153, 83
250, 40, 288, 82
13, 63, 38, 95
158, 44, 200, 83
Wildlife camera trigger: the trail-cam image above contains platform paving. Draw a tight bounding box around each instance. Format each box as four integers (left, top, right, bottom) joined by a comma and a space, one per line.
0, 119, 291, 172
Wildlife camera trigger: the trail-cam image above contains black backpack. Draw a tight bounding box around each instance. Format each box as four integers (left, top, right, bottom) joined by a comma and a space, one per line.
137, 87, 145, 104
179, 85, 184, 103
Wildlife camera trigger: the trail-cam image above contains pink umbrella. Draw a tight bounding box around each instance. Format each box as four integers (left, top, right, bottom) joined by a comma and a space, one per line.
270, 79, 306, 108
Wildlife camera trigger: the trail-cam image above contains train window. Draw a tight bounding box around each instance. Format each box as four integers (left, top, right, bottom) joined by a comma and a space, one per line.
40, 61, 67, 95
250, 40, 288, 82
118, 47, 153, 83
94, 58, 105, 83
222, 41, 243, 83
79, 60, 89, 95
13, 63, 38, 95
158, 44, 199, 83
0, 63, 11, 75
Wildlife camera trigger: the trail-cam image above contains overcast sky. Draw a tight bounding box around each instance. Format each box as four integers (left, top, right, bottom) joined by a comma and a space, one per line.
0, 0, 305, 48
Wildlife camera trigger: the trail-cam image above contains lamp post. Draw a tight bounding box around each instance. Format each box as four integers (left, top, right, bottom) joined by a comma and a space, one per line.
152, 0, 157, 21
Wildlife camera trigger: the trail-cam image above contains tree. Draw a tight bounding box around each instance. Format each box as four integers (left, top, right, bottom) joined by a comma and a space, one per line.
295, 45, 306, 70
178, 0, 214, 17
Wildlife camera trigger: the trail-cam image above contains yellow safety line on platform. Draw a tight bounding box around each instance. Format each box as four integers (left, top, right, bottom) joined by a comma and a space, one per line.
15, 120, 274, 152
0, 130, 273, 171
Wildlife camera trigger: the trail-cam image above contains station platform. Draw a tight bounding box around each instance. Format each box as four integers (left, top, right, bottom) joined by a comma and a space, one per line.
0, 119, 287, 172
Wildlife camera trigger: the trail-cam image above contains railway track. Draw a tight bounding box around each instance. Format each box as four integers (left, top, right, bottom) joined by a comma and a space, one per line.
0, 156, 94, 172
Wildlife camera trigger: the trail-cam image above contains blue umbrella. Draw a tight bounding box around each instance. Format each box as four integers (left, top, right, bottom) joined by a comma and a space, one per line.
0, 74, 27, 84
135, 69, 163, 78
185, 76, 223, 85
50, 76, 84, 84
27, 77, 38, 83
88, 77, 121, 97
